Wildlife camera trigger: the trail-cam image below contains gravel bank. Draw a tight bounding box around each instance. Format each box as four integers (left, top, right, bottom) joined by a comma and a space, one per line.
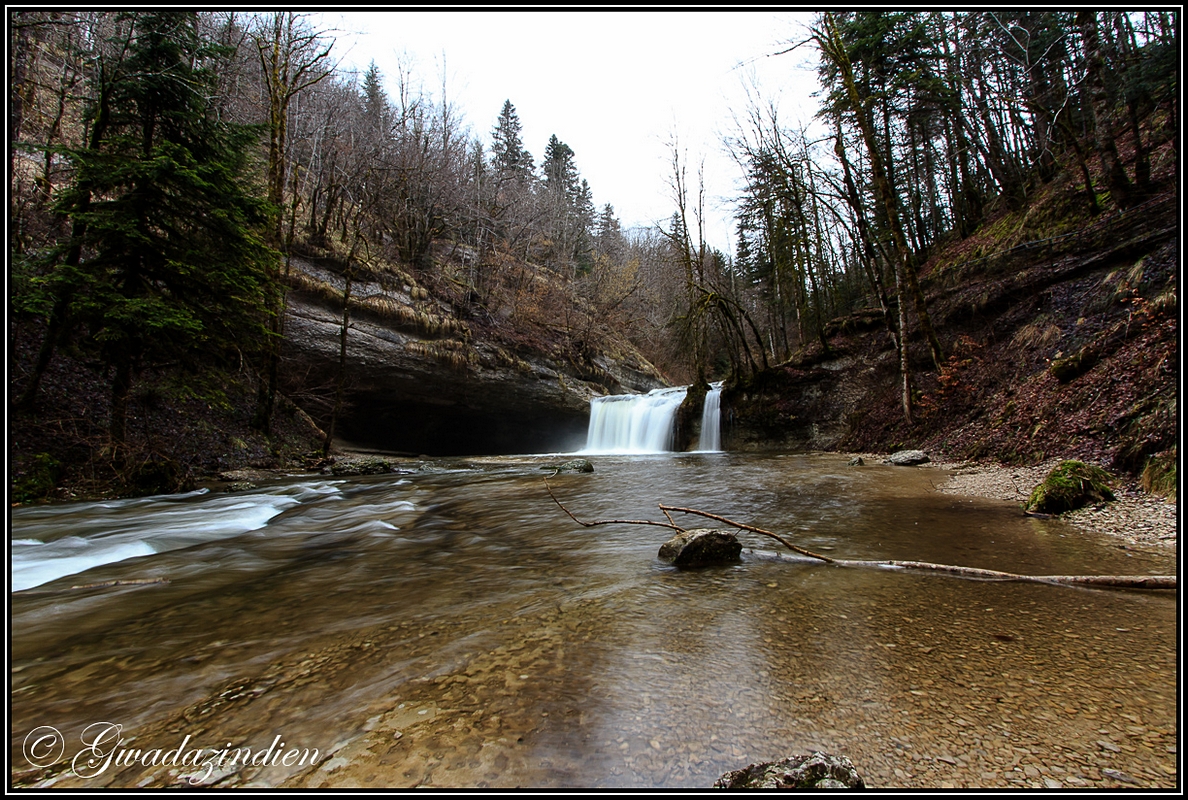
927, 458, 1177, 551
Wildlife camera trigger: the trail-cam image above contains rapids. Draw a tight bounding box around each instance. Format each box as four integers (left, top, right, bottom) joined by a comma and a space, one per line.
9, 454, 1177, 788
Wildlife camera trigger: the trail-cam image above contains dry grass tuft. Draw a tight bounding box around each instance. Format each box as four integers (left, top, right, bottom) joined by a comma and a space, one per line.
1011, 322, 1062, 350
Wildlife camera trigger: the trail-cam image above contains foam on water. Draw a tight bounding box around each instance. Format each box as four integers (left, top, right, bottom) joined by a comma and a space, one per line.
9, 482, 348, 592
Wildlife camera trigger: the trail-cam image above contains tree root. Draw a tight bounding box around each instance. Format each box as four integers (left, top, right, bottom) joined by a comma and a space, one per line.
545, 480, 1175, 591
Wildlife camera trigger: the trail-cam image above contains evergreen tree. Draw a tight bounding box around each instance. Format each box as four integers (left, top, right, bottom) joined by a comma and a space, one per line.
595, 203, 621, 253
542, 134, 579, 198
361, 60, 390, 138
27, 12, 277, 452
490, 99, 533, 183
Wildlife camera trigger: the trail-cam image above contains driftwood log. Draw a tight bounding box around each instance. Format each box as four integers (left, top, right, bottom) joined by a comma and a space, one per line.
545, 480, 1175, 591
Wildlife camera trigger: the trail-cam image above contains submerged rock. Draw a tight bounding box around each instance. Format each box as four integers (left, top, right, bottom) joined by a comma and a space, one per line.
658, 529, 742, 568
541, 459, 594, 473
884, 449, 930, 466
1026, 460, 1114, 514
714, 751, 865, 789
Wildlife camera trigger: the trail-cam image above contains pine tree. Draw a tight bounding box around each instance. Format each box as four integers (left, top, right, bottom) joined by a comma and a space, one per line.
491, 99, 533, 184
26, 12, 277, 453
542, 134, 579, 198
361, 60, 390, 138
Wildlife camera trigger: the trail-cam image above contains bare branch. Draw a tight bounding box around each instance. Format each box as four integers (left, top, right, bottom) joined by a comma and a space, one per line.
658, 505, 834, 563
545, 479, 684, 532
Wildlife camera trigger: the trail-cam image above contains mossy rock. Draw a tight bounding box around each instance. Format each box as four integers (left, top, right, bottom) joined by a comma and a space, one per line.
1049, 347, 1098, 383
1026, 460, 1115, 514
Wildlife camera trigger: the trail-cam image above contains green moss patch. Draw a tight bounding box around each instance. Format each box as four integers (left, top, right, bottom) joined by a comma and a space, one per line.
1026, 460, 1115, 514
13, 453, 62, 503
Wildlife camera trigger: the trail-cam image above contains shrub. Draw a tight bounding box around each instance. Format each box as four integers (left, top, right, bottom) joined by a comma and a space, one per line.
1141, 451, 1177, 501
13, 453, 62, 503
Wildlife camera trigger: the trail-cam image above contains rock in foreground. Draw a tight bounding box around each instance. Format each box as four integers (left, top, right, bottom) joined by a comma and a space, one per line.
715, 751, 865, 789
658, 529, 742, 568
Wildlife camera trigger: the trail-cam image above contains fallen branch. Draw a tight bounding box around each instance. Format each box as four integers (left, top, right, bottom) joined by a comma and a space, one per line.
746, 551, 1173, 589
69, 578, 170, 590
658, 505, 834, 563
545, 479, 681, 532
545, 481, 1175, 591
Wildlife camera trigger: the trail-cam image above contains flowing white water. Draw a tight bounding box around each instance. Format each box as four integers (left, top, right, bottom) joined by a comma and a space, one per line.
9, 481, 346, 592
697, 382, 723, 452
9, 456, 1177, 789
583, 386, 688, 454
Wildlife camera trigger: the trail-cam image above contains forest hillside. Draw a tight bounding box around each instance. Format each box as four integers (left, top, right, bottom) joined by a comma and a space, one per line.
8, 11, 1178, 500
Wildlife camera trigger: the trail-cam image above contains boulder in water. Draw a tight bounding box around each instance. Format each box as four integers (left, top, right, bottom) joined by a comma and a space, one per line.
658, 529, 741, 568
848, 456, 864, 466
714, 751, 865, 789
884, 449, 930, 466
331, 456, 394, 476
541, 459, 594, 473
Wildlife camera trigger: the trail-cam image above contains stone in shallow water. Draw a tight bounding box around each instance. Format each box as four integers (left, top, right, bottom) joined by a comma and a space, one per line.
330, 457, 394, 476
541, 459, 594, 473
884, 450, 930, 466
714, 751, 866, 788
658, 529, 741, 568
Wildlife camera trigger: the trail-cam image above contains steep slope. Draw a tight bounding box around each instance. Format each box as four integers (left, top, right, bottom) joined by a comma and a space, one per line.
723, 190, 1178, 474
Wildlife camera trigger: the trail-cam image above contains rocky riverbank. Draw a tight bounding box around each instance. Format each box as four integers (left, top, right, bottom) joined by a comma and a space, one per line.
927, 458, 1177, 551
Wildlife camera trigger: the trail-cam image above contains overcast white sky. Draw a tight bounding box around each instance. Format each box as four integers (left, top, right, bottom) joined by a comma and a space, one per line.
317, 11, 822, 255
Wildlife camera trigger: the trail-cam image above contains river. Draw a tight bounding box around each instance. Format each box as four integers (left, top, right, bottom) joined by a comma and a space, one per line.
9, 453, 1177, 788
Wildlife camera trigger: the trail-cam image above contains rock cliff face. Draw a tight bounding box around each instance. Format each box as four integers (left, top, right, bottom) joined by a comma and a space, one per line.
721, 355, 878, 453
281, 256, 665, 455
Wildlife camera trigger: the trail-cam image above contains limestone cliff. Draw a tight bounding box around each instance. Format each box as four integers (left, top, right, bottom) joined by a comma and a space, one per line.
280, 252, 666, 455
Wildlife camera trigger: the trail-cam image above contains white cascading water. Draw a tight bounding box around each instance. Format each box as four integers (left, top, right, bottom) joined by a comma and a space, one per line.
583, 382, 725, 454
697, 382, 723, 452
583, 386, 688, 454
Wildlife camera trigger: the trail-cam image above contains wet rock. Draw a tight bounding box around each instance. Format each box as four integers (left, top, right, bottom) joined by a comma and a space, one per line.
658, 529, 742, 568
331, 456, 394, 476
541, 459, 594, 473
848, 457, 865, 466
885, 450, 930, 466
217, 468, 272, 482
714, 751, 865, 788
226, 482, 258, 492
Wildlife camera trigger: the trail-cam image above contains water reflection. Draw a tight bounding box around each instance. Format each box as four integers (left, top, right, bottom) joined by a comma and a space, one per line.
10, 454, 1176, 788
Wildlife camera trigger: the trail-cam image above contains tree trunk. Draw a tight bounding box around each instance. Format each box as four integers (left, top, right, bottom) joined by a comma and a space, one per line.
109, 354, 134, 460
1077, 11, 1133, 210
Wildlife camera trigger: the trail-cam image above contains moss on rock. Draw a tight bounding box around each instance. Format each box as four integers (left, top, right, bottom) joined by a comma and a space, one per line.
1026, 460, 1115, 514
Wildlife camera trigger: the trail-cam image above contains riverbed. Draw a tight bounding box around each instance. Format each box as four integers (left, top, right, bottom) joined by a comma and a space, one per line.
9, 453, 1177, 788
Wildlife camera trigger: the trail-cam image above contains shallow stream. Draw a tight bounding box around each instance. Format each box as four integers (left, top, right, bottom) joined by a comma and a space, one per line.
9, 454, 1177, 788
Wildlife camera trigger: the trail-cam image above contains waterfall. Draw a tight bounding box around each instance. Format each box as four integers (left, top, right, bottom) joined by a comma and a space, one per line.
583, 382, 725, 454
697, 382, 723, 452
583, 386, 688, 454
